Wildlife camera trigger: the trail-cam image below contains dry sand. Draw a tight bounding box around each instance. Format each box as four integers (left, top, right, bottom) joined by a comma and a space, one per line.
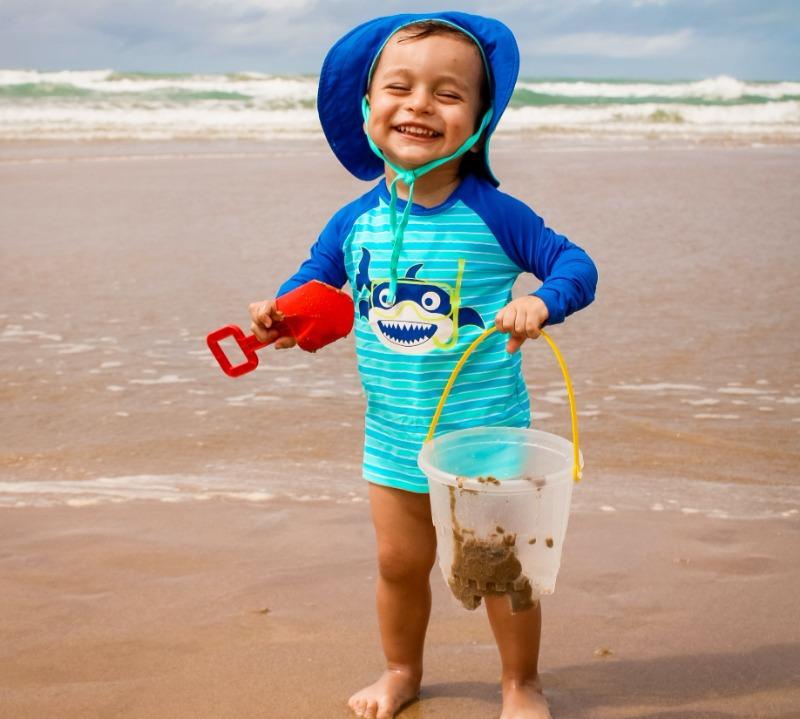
1, 137, 799, 718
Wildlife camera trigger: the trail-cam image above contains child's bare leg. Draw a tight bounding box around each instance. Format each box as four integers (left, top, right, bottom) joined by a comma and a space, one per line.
348, 483, 437, 719
484, 597, 552, 719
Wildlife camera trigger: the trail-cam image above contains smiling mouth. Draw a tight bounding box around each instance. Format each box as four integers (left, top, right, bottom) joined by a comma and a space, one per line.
395, 125, 441, 138
377, 319, 436, 346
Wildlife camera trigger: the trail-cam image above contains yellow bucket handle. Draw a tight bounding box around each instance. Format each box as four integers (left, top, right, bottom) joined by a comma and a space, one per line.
424, 327, 582, 483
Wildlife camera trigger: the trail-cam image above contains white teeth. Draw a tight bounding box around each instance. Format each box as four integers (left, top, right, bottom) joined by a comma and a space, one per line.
398, 125, 437, 137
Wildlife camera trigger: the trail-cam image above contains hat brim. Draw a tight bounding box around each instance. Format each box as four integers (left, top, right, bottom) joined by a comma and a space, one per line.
317, 12, 519, 187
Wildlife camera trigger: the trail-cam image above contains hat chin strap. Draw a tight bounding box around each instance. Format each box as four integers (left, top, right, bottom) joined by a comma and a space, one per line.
361, 96, 493, 305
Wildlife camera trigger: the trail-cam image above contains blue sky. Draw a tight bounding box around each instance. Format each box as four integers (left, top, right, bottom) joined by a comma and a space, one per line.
1, 0, 798, 79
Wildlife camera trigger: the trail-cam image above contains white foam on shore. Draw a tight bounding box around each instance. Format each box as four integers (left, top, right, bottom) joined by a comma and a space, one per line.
128, 374, 194, 385
308, 389, 335, 398
693, 413, 740, 420
718, 387, 778, 395
0, 325, 63, 342
612, 383, 705, 392
54, 343, 95, 354
682, 398, 720, 406
540, 388, 568, 405
0, 475, 277, 508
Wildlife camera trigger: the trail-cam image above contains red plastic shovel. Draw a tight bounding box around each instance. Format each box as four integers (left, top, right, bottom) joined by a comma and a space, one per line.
207, 280, 354, 378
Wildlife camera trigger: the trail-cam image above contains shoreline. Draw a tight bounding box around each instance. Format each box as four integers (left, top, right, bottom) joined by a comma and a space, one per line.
2, 132, 800, 166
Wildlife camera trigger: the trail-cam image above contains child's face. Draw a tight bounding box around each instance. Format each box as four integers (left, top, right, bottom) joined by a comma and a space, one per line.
366, 31, 484, 172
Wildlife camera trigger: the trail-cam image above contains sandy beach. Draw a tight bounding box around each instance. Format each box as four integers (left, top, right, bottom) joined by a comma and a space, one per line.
1, 137, 799, 718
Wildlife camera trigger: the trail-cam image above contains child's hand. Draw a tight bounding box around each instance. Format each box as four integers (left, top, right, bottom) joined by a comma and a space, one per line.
494, 295, 549, 354
248, 298, 297, 350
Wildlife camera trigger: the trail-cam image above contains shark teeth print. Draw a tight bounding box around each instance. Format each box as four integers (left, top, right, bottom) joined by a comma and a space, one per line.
377, 319, 436, 346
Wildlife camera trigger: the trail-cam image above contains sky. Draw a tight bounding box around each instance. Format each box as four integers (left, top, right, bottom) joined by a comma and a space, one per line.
1, 0, 798, 80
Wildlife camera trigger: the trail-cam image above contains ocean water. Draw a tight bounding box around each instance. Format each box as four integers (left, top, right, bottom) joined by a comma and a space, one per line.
1, 69, 798, 141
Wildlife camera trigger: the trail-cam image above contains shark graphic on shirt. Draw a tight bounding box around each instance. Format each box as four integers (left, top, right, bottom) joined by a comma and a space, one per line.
355, 248, 484, 355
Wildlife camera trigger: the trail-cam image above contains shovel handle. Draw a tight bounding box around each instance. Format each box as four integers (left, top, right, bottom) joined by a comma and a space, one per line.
206, 324, 283, 378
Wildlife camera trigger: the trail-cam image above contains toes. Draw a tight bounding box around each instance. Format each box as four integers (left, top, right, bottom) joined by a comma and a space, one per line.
364, 699, 379, 719
348, 696, 366, 717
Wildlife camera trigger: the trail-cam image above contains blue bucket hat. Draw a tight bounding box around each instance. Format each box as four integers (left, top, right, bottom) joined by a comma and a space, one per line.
317, 11, 520, 188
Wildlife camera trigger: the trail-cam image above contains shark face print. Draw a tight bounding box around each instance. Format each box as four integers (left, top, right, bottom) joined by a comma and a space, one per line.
356, 248, 484, 355
370, 277, 454, 352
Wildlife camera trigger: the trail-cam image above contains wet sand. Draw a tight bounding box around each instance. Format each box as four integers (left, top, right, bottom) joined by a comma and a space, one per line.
1, 138, 799, 717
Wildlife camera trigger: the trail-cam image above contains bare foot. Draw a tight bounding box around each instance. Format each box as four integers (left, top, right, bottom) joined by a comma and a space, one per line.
500, 677, 552, 719
347, 668, 421, 719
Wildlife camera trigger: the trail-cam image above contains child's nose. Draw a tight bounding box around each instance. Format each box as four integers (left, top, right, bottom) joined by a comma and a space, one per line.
405, 87, 434, 114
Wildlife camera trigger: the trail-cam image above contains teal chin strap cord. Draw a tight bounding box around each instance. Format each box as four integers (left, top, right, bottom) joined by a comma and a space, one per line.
361, 96, 493, 304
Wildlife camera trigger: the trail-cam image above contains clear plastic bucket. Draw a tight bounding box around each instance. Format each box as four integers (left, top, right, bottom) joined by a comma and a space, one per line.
418, 426, 582, 612
417, 328, 583, 613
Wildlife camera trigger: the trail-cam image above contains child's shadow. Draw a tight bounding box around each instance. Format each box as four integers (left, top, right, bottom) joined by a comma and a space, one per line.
548, 642, 799, 718
394, 643, 799, 718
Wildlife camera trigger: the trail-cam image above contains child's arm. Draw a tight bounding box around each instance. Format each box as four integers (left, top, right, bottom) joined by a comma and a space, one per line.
460, 182, 598, 353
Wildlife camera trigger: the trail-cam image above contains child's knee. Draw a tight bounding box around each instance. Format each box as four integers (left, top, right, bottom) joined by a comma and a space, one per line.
377, 543, 435, 584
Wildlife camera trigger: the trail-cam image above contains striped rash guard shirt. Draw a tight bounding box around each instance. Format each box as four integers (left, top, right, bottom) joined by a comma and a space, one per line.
278, 173, 597, 493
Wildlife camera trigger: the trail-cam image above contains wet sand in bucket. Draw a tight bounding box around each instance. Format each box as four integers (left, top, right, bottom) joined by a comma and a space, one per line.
447, 485, 537, 613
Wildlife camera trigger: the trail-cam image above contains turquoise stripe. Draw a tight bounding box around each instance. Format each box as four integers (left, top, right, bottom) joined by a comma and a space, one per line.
365, 390, 522, 413
367, 393, 522, 420
363, 376, 520, 401
364, 443, 421, 470
352, 222, 493, 233
365, 427, 423, 452
363, 459, 427, 484
359, 367, 514, 388
362, 375, 519, 395
351, 239, 504, 253
364, 405, 530, 451
360, 361, 519, 380
362, 400, 530, 433
365, 407, 530, 444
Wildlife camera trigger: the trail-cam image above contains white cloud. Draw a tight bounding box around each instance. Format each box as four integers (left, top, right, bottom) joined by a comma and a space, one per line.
529, 28, 693, 58
184, 0, 313, 11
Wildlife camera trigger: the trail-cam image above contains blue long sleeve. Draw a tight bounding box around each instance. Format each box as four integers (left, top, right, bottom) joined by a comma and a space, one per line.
459, 176, 597, 324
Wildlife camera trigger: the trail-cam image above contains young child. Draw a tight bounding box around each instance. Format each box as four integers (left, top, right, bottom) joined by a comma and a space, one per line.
249, 12, 597, 719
